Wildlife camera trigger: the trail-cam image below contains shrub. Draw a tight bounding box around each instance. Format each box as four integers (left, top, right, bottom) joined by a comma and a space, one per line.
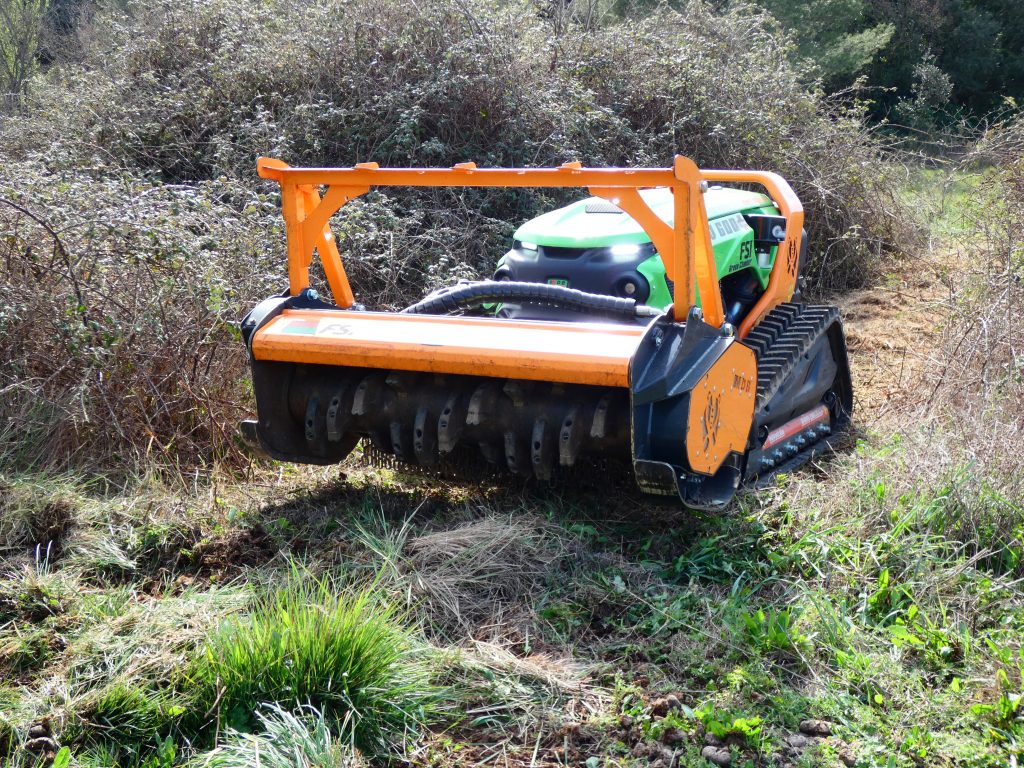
933, 119, 1024, 417
0, 165, 281, 470
13, 0, 910, 289
0, 0, 916, 472
187, 576, 436, 756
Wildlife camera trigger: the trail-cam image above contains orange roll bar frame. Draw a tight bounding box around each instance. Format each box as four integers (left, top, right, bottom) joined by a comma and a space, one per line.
256, 156, 803, 337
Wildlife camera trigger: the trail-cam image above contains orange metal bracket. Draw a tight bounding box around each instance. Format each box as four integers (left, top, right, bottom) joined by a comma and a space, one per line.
256, 156, 801, 333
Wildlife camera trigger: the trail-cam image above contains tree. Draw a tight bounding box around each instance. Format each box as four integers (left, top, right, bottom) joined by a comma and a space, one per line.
0, 0, 49, 108
758, 0, 894, 87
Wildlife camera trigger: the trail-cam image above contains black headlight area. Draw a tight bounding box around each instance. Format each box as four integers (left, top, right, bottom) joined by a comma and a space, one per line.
613, 272, 650, 302
496, 241, 657, 301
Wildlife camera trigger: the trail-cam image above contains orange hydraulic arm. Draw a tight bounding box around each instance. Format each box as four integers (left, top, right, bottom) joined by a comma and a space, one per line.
255, 156, 804, 336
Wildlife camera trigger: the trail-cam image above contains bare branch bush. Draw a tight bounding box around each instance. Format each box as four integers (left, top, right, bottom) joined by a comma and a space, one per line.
0, 0, 918, 473
0, 164, 283, 470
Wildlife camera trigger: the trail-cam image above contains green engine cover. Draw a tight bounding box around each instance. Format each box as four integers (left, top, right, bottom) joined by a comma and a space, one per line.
507, 186, 780, 311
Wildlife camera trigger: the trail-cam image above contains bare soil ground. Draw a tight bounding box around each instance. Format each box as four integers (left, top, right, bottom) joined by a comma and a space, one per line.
836, 251, 955, 423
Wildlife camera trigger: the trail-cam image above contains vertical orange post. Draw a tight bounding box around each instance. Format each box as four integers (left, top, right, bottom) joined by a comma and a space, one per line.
674, 157, 723, 326
258, 157, 362, 307
280, 180, 312, 297
701, 170, 804, 338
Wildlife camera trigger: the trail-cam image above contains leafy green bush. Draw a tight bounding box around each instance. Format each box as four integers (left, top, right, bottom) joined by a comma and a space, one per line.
187, 576, 436, 756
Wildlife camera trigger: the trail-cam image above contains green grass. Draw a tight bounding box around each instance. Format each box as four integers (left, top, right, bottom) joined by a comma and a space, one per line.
2, 417, 1024, 766
187, 570, 438, 756
897, 164, 987, 240
190, 703, 361, 768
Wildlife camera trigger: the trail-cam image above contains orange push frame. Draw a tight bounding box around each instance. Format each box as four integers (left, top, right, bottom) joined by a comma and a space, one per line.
255, 155, 804, 339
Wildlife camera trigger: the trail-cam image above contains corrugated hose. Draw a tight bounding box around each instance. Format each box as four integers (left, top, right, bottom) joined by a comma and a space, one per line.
401, 280, 660, 319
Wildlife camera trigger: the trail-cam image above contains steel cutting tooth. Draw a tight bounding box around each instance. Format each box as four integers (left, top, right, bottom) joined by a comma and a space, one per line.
591, 395, 611, 439
352, 374, 381, 417
325, 384, 352, 442
389, 421, 411, 462
413, 405, 439, 466
530, 417, 554, 480
503, 430, 536, 479
559, 405, 585, 466
304, 395, 322, 445
385, 371, 410, 395
503, 434, 520, 475
437, 391, 466, 454
467, 383, 498, 426
503, 380, 531, 408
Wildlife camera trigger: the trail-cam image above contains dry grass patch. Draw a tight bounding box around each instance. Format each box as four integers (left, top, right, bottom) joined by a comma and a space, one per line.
402, 516, 568, 639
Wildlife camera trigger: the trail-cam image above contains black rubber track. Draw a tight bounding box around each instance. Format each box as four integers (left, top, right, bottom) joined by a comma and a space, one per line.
742, 302, 852, 485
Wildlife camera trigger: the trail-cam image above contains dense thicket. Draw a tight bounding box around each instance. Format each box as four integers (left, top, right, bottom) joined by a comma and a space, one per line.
0, 0, 911, 471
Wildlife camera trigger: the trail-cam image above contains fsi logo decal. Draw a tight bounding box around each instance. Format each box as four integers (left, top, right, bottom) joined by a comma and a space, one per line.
316, 319, 353, 337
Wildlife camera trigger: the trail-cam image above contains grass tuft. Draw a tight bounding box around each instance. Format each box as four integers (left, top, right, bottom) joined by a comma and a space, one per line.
191, 703, 363, 768
188, 571, 436, 756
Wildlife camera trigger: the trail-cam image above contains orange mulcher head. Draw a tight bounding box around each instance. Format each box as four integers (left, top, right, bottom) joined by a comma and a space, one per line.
239, 157, 852, 509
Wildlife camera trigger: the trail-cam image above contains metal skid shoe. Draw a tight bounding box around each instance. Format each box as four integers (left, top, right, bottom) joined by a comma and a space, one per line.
630, 307, 757, 510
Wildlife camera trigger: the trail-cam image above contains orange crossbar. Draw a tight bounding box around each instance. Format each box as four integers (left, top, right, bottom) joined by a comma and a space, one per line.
255, 157, 804, 338
251, 309, 646, 387
257, 156, 723, 327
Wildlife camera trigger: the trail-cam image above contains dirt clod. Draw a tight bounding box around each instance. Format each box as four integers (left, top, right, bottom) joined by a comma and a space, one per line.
701, 745, 732, 766
837, 746, 857, 767
661, 726, 686, 745
650, 696, 674, 716
189, 524, 277, 578
799, 719, 832, 737
25, 735, 58, 754
784, 733, 813, 748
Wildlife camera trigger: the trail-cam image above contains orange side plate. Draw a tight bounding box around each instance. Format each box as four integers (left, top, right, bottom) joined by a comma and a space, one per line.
251, 309, 649, 388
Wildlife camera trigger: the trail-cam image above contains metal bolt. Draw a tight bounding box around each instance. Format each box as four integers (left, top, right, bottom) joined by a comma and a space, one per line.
721, 323, 736, 337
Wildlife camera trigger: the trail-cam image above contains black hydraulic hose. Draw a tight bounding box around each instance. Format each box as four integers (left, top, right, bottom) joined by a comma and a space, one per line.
401, 280, 659, 319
